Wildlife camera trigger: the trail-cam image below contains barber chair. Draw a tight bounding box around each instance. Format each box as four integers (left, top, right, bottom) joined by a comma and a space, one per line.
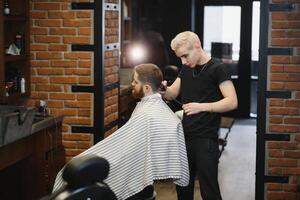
218, 117, 235, 158
163, 65, 179, 86
42, 155, 117, 200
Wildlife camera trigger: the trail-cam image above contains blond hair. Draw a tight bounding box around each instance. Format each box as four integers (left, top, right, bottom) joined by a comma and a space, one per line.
170, 31, 201, 51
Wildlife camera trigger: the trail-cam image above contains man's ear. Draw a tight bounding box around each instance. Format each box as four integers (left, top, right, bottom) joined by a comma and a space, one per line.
143, 84, 152, 93
194, 41, 201, 49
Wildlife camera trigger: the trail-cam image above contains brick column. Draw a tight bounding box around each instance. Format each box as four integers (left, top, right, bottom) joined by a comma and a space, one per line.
266, 0, 300, 199
104, 0, 119, 137
30, 0, 120, 162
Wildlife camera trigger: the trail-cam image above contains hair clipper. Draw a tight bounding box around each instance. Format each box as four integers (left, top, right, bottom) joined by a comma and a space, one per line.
159, 84, 166, 91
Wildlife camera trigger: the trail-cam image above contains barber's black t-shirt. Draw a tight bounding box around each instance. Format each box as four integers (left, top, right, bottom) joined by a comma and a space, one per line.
178, 58, 231, 140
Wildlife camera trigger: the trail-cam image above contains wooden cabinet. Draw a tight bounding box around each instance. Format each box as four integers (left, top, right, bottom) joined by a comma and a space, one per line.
0, 118, 65, 200
0, 0, 30, 103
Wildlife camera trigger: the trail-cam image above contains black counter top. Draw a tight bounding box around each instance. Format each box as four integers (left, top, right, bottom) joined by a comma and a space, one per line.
31, 115, 63, 134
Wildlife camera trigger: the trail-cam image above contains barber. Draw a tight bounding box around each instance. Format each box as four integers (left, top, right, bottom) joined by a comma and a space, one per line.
162, 31, 238, 200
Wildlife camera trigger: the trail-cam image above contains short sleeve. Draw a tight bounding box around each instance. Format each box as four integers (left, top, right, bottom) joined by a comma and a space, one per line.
178, 66, 185, 78
215, 63, 231, 84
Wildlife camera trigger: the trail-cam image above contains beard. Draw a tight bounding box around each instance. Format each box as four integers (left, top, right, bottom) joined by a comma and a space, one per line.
132, 86, 144, 99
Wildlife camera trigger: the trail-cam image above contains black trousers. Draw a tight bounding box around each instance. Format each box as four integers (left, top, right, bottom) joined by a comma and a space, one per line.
126, 185, 154, 200
176, 138, 222, 200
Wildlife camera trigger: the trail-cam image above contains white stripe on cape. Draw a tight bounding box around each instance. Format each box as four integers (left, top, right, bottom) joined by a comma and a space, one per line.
53, 93, 189, 200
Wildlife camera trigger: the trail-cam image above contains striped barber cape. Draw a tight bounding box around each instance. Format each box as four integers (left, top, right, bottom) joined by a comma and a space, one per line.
53, 93, 189, 200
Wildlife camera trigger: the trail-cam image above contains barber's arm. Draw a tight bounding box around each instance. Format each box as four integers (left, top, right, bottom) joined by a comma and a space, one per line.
162, 77, 181, 100
183, 80, 238, 115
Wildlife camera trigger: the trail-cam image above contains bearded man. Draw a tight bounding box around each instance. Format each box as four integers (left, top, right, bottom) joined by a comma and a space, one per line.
53, 63, 189, 200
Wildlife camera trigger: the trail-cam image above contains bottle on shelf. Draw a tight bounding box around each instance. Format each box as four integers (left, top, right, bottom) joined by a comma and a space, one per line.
5, 66, 20, 94
123, 1, 128, 18
38, 100, 47, 116
4, 0, 10, 15
15, 32, 25, 54
5, 82, 13, 95
5, 85, 9, 96
20, 77, 25, 94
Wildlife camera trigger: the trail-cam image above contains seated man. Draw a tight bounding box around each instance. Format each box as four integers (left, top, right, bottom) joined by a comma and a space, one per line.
53, 63, 189, 200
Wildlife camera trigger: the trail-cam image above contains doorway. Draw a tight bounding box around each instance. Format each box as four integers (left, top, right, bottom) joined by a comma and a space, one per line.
200, 0, 254, 118
199, 0, 260, 199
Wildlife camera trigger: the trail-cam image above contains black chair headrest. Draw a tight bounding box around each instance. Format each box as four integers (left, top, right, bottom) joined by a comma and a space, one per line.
163, 65, 179, 86
62, 155, 110, 189
164, 65, 179, 75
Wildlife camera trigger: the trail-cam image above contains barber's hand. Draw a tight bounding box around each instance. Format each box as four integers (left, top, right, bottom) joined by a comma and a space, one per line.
182, 102, 209, 115
159, 80, 167, 95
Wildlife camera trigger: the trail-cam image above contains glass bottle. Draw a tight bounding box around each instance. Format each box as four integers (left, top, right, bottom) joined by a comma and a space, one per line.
20, 78, 25, 94
15, 32, 25, 54
4, 0, 10, 15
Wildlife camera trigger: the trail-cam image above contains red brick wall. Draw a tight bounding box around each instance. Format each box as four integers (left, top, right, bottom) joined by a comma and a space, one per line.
30, 0, 120, 162
104, 0, 119, 137
267, 0, 300, 199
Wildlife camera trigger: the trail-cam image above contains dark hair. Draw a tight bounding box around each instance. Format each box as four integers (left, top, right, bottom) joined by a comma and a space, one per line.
134, 63, 163, 92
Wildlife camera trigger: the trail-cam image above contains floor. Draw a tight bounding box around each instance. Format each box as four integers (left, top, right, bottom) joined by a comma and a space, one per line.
154, 118, 256, 200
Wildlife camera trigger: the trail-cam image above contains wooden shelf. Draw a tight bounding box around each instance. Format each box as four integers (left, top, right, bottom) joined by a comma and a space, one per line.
4, 92, 29, 104
123, 16, 131, 21
4, 15, 27, 21
5, 55, 27, 62
6, 92, 28, 98
0, 0, 30, 103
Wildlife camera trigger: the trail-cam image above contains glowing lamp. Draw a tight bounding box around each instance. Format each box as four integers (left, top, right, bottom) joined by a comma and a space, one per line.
128, 44, 147, 63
